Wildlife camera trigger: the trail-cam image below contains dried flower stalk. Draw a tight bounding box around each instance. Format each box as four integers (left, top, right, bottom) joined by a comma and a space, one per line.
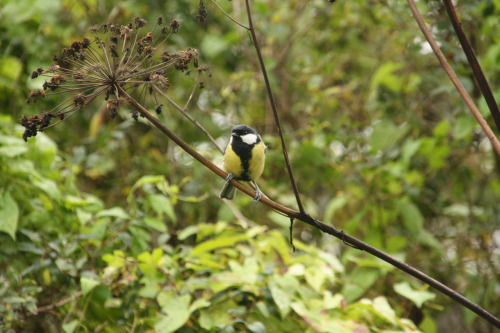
22, 16, 206, 142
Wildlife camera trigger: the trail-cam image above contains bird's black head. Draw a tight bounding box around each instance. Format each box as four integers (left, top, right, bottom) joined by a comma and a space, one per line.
231, 124, 257, 137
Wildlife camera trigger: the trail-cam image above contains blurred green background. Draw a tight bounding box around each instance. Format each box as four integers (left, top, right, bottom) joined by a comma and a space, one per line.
0, 0, 499, 332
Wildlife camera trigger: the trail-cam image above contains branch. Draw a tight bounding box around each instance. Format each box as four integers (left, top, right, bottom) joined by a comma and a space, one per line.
36, 290, 84, 313
120, 86, 499, 328
244, 0, 306, 214
209, 0, 249, 30
153, 85, 224, 154
442, 0, 500, 134
407, 0, 500, 157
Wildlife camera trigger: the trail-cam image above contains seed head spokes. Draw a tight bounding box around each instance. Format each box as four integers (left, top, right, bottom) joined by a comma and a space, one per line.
22, 16, 204, 142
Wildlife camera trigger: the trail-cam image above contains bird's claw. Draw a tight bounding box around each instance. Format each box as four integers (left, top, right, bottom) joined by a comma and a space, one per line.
254, 189, 262, 202
251, 181, 262, 202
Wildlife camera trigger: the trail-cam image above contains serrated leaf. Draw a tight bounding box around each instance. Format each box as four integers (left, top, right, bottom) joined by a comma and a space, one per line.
0, 192, 19, 240
394, 282, 436, 308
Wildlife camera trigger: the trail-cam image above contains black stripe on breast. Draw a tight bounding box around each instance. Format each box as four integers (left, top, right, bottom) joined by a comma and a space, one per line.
231, 136, 260, 181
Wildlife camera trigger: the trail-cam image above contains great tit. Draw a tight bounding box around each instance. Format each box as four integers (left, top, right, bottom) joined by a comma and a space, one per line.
220, 124, 266, 201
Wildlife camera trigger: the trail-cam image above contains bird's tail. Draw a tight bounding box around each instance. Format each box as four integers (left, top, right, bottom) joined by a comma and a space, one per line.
220, 182, 237, 200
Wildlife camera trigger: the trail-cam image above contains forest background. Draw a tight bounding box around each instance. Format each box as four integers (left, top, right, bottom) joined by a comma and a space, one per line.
0, 0, 499, 332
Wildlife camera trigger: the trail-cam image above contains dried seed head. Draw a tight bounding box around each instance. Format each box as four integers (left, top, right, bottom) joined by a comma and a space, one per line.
134, 16, 148, 29
170, 20, 180, 33
26, 90, 46, 104
196, 1, 208, 22
22, 17, 205, 140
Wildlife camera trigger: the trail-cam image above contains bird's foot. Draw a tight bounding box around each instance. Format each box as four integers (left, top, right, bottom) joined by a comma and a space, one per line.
252, 181, 262, 202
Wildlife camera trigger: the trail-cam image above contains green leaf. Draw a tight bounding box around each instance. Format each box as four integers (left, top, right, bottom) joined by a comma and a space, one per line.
268, 280, 291, 318
178, 225, 199, 240
189, 234, 248, 257
370, 61, 404, 92
199, 299, 234, 329
0, 192, 19, 240
453, 115, 476, 140
147, 194, 176, 223
394, 282, 436, 308
324, 196, 348, 224
80, 277, 100, 295
189, 298, 211, 312
397, 199, 423, 235
433, 120, 450, 137
95, 207, 129, 219
370, 120, 408, 151
62, 320, 79, 333
155, 292, 191, 333
32, 178, 61, 201
0, 145, 28, 157
401, 139, 421, 165
372, 296, 397, 325
142, 216, 167, 232
342, 268, 380, 302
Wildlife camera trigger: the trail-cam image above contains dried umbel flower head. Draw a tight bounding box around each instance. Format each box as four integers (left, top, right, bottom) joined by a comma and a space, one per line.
22, 16, 204, 142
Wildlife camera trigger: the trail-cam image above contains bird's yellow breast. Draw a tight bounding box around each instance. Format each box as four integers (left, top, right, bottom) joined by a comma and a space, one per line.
223, 139, 266, 181
223, 143, 244, 177
248, 140, 265, 180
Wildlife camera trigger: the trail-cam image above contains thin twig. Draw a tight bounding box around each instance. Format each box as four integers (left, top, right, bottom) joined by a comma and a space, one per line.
153, 85, 224, 153
244, 0, 306, 214
407, 0, 500, 156
209, 0, 249, 30
36, 291, 84, 313
121, 88, 499, 327
441, 0, 500, 134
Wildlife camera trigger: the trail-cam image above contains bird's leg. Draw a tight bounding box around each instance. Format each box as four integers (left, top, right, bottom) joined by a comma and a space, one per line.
250, 181, 262, 202
225, 173, 234, 182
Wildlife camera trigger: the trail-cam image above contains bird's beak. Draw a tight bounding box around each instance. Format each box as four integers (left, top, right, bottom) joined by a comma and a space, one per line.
231, 133, 237, 137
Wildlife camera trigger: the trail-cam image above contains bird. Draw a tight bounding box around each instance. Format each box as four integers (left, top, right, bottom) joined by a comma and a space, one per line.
220, 124, 266, 201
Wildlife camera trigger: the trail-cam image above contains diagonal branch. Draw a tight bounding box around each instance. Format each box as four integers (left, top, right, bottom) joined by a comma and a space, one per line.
209, 0, 249, 30
153, 85, 224, 154
244, 0, 306, 214
120, 86, 499, 328
442, 0, 500, 134
407, 0, 500, 156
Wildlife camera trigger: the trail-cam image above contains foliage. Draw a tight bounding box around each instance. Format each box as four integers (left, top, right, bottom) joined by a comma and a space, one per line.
1, 0, 499, 332
0, 118, 425, 332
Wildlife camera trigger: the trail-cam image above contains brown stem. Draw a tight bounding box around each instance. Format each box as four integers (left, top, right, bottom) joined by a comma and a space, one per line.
153, 85, 224, 154
442, 0, 500, 134
209, 0, 249, 30
120, 86, 499, 328
244, 0, 306, 214
407, 0, 500, 157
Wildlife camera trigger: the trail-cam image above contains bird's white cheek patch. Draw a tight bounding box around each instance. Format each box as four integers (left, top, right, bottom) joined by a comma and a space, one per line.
241, 133, 258, 145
